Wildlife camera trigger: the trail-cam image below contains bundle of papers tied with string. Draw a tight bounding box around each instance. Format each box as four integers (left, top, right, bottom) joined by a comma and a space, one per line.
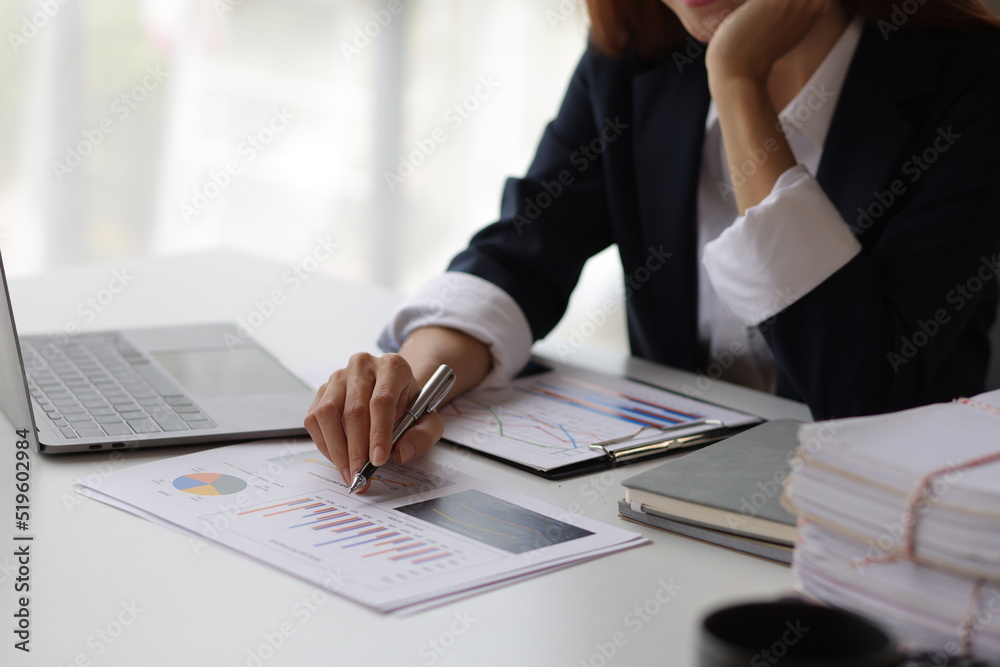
783, 389, 1000, 660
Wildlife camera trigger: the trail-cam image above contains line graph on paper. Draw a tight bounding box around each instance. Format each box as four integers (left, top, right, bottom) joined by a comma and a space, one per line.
266, 452, 455, 501
440, 371, 707, 470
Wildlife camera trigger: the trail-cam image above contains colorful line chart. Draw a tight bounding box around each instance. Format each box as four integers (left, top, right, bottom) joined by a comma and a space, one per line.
266, 452, 454, 501
441, 370, 714, 470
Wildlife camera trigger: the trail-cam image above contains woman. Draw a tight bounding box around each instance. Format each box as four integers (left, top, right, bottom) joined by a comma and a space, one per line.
305, 0, 1000, 489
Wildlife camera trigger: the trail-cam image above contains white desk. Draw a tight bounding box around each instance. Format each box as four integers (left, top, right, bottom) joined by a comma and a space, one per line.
2, 251, 810, 667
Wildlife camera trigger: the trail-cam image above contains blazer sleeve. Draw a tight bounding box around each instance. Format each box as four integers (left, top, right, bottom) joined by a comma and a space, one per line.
763, 51, 1000, 419
447, 48, 616, 342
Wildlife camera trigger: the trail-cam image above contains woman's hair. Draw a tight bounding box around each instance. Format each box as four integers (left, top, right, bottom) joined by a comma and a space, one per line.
585, 0, 1000, 59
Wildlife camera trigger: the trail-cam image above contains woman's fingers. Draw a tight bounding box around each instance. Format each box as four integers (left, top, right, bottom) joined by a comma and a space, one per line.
392, 411, 444, 465
304, 371, 351, 483
304, 352, 434, 490
341, 354, 380, 480
368, 354, 416, 466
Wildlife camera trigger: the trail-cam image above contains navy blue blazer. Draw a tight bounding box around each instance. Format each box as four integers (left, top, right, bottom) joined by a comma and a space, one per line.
448, 23, 1000, 420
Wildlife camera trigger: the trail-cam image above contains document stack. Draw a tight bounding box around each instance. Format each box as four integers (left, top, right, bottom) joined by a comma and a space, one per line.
783, 390, 1000, 662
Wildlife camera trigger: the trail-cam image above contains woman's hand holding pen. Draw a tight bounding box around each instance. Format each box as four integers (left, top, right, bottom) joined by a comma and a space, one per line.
303, 326, 491, 493
305, 351, 440, 492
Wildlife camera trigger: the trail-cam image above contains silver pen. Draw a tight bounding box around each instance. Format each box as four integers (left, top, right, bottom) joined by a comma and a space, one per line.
348, 364, 456, 493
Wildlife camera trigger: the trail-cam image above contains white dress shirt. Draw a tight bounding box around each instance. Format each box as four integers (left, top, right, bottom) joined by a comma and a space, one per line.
379, 17, 865, 392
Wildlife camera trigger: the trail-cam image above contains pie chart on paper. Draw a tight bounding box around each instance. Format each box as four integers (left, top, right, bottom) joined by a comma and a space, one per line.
172, 472, 247, 496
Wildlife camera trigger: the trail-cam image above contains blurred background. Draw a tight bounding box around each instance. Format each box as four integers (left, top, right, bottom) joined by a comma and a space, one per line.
1, 0, 998, 358
0, 0, 632, 353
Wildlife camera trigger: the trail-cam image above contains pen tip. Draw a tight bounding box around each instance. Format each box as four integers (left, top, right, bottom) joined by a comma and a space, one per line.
348, 475, 363, 494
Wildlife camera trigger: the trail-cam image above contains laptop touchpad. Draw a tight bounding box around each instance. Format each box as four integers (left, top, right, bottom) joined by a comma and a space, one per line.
151, 347, 309, 399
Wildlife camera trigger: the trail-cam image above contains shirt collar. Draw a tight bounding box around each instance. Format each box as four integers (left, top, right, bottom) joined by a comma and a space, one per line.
778, 14, 864, 150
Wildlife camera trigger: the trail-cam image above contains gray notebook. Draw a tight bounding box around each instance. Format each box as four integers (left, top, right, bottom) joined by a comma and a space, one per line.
617, 503, 793, 564
620, 419, 804, 546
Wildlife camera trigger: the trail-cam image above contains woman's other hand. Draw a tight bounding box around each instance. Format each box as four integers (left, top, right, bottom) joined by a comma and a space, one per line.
706, 0, 835, 85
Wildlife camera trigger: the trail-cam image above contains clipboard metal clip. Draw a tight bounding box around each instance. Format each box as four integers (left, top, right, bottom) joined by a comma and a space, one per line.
587, 419, 726, 462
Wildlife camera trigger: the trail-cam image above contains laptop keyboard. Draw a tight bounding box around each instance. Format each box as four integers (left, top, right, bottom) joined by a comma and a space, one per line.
20, 334, 216, 440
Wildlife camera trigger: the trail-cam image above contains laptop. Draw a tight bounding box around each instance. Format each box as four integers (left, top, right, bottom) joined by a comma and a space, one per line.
0, 250, 315, 454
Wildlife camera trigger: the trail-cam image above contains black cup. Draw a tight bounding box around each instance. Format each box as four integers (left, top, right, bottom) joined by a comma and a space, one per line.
698, 600, 899, 667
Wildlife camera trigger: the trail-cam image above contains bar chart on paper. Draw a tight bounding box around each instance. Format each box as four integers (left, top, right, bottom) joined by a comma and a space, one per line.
441, 371, 710, 470
78, 440, 649, 612
201, 491, 472, 585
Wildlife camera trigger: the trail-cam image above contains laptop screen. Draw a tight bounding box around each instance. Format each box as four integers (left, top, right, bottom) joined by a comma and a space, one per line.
0, 251, 39, 449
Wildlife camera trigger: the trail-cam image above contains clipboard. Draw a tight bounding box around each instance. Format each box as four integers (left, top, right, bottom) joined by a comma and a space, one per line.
438, 361, 763, 479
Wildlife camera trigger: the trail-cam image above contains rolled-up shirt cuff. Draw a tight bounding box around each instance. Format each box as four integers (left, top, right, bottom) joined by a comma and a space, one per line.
376, 271, 533, 388
702, 165, 862, 326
